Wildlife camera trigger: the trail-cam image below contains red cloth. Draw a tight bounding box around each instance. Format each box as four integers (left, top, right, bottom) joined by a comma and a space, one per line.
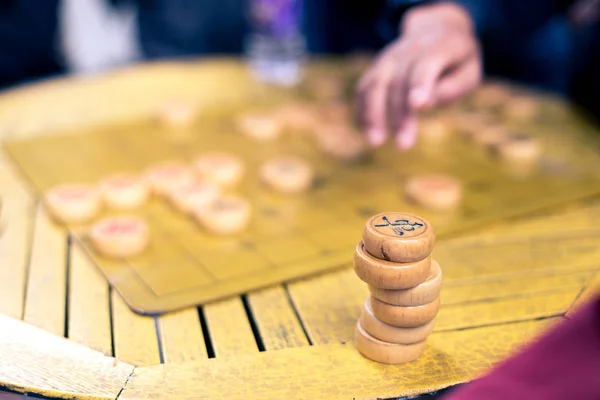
442, 296, 600, 400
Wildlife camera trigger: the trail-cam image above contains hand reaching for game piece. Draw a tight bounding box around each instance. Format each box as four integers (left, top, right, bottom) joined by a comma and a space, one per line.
356, 2, 482, 150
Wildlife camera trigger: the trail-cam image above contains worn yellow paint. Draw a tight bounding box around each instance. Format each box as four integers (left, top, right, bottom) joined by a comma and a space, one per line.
0, 313, 133, 400
288, 268, 367, 345
1, 61, 600, 399
247, 285, 310, 350
566, 271, 600, 318
158, 308, 207, 363
122, 318, 561, 400
0, 163, 34, 319
442, 269, 596, 305
68, 242, 112, 356
203, 297, 258, 357
111, 291, 161, 366
436, 288, 579, 331
5, 60, 600, 314
23, 205, 67, 337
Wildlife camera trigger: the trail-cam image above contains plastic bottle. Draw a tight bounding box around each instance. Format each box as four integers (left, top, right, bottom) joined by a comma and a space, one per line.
245, 0, 306, 86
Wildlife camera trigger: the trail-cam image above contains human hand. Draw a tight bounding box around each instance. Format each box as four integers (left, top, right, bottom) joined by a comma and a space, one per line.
356, 2, 482, 150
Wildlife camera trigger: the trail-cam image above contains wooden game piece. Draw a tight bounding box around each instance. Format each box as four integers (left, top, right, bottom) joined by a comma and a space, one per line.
194, 195, 251, 235
146, 161, 196, 195
316, 124, 367, 162
193, 153, 244, 188
236, 112, 282, 141
471, 126, 510, 147
362, 212, 435, 263
320, 101, 352, 123
307, 74, 345, 101
99, 173, 150, 210
157, 98, 198, 127
353, 241, 432, 290
419, 119, 451, 143
44, 184, 102, 224
473, 82, 511, 108
259, 156, 314, 194
354, 320, 427, 364
369, 260, 442, 307
360, 297, 436, 344
404, 174, 463, 211
370, 295, 440, 328
89, 216, 149, 258
166, 180, 221, 214
504, 95, 539, 120
274, 102, 318, 132
492, 134, 543, 165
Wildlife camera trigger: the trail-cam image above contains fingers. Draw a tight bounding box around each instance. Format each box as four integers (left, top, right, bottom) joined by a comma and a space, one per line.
356, 52, 400, 147
395, 113, 418, 150
406, 35, 477, 111
432, 56, 482, 105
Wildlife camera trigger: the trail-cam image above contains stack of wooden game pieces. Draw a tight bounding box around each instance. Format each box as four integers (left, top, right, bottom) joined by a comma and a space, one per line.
354, 212, 442, 364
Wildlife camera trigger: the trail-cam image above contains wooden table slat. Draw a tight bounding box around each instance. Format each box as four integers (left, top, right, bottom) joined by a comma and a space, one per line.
158, 308, 208, 363
121, 317, 560, 400
0, 165, 34, 319
23, 205, 67, 337
111, 291, 161, 366
247, 286, 310, 350
0, 313, 133, 400
203, 297, 258, 357
68, 242, 112, 356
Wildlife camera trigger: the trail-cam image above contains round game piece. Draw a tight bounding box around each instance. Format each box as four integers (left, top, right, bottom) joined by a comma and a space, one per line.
166, 180, 221, 214
193, 153, 244, 188
362, 212, 435, 263
44, 184, 102, 224
274, 102, 318, 132
504, 96, 538, 120
194, 195, 251, 235
146, 161, 196, 195
404, 174, 463, 212
353, 241, 432, 290
370, 296, 440, 328
492, 134, 543, 165
307, 75, 345, 101
157, 98, 198, 127
473, 83, 510, 108
99, 173, 150, 210
369, 260, 442, 306
89, 216, 149, 258
260, 156, 314, 194
360, 297, 436, 344
354, 320, 427, 365
236, 112, 282, 141
320, 102, 352, 123
471, 126, 510, 147
419, 119, 451, 143
316, 125, 367, 162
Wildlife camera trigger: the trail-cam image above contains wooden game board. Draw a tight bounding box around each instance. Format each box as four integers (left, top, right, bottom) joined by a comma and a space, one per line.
4, 60, 600, 314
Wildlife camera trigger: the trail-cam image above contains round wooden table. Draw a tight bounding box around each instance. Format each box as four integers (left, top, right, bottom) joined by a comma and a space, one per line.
0, 59, 599, 400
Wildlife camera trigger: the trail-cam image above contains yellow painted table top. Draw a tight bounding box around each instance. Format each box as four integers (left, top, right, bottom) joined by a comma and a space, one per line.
4, 59, 600, 314
0, 58, 599, 400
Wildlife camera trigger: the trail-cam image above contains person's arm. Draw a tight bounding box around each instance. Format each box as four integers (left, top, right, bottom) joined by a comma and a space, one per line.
358, 1, 487, 150
441, 295, 600, 399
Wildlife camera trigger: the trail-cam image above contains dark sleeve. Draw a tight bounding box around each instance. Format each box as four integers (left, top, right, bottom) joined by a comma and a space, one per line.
380, 0, 498, 40
0, 0, 63, 88
441, 296, 600, 399
135, 0, 247, 58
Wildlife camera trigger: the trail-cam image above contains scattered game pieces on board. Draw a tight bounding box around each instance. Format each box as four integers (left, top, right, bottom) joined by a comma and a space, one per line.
5, 62, 600, 314
44, 183, 102, 224
99, 173, 150, 210
355, 212, 442, 364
